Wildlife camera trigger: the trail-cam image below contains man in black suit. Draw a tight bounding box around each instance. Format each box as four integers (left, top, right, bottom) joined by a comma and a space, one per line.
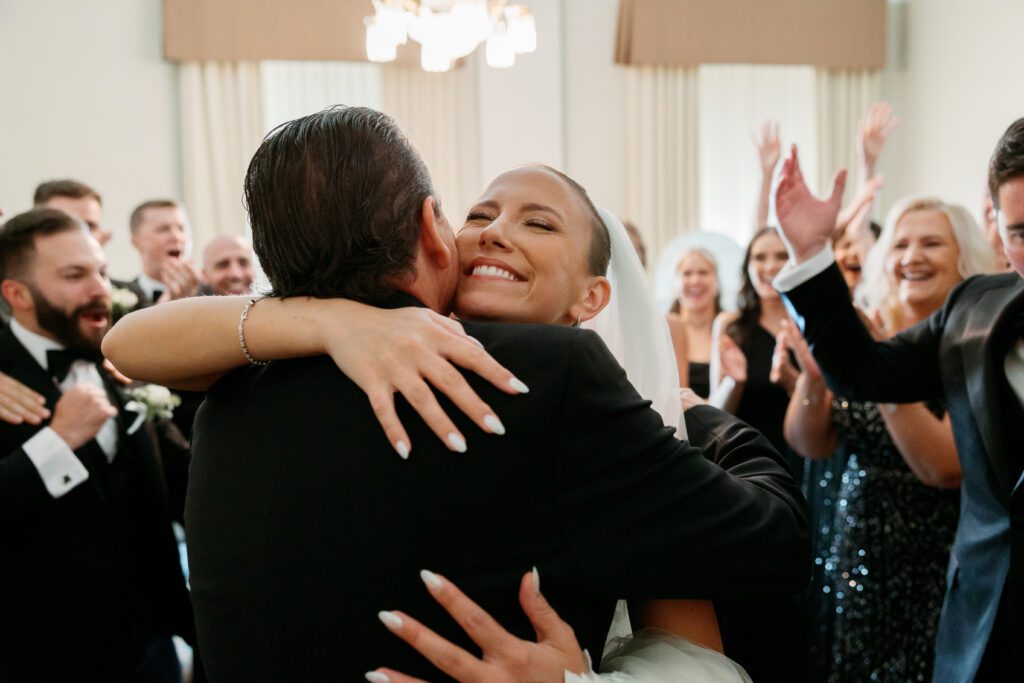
185, 106, 809, 682
771, 119, 1024, 682
0, 209, 195, 681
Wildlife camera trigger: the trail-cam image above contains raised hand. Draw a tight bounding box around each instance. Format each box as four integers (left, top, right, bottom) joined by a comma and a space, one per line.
367, 569, 588, 683
775, 145, 847, 263
781, 319, 822, 381
0, 371, 50, 425
857, 102, 900, 174
836, 174, 884, 238
755, 120, 782, 175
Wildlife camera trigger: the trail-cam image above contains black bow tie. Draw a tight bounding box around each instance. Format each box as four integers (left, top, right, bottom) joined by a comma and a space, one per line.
150, 287, 164, 303
47, 348, 105, 382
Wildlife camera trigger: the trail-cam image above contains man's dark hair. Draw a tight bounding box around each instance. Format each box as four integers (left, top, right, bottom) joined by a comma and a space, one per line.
0, 208, 83, 280
33, 179, 102, 207
244, 105, 436, 303
989, 117, 1024, 208
532, 164, 611, 277
130, 199, 181, 235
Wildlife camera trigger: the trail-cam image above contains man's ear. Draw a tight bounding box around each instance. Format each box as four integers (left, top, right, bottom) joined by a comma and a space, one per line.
574, 276, 612, 324
0, 279, 32, 313
418, 196, 453, 270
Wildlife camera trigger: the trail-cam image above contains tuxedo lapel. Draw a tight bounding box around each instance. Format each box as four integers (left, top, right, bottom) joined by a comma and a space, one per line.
964, 279, 1024, 498
0, 326, 62, 410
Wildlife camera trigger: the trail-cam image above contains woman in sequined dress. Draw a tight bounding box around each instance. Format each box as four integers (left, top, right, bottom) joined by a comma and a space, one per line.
783, 196, 997, 682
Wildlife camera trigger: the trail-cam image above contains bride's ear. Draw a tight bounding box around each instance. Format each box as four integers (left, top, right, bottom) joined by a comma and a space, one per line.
574, 276, 611, 324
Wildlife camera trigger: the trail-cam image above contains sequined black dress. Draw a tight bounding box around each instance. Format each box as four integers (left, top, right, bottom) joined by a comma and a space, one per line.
824, 399, 958, 683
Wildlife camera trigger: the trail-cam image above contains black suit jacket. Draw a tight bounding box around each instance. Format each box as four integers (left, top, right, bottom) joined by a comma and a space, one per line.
0, 325, 194, 682
783, 263, 1024, 682
186, 300, 809, 682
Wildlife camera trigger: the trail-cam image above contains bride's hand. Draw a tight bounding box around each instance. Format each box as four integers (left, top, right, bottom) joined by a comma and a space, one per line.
318, 302, 528, 458
367, 569, 588, 683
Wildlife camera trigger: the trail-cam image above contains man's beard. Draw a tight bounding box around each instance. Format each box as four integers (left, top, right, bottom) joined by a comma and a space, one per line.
28, 285, 110, 352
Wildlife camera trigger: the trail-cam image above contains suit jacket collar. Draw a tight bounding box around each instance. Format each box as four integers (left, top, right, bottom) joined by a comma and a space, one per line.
7, 318, 64, 371
964, 276, 1024, 497
0, 324, 63, 408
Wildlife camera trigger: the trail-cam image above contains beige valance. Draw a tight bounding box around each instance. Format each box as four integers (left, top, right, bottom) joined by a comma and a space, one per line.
616, 0, 886, 69
164, 0, 420, 65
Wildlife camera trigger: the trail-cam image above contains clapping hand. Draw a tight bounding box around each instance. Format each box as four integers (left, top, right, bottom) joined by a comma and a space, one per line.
157, 259, 203, 302
0, 371, 50, 425
769, 325, 800, 396
775, 145, 847, 263
718, 335, 748, 384
367, 569, 588, 683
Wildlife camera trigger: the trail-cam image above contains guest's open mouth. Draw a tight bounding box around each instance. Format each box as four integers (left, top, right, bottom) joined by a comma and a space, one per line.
79, 309, 111, 328
466, 258, 526, 282
166, 248, 183, 259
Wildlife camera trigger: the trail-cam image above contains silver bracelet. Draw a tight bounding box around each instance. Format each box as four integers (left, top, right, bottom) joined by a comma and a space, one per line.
238, 298, 270, 366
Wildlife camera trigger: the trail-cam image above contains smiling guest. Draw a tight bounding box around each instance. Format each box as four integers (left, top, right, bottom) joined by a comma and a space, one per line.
122, 199, 203, 310
666, 248, 723, 397
0, 208, 195, 680
201, 235, 255, 296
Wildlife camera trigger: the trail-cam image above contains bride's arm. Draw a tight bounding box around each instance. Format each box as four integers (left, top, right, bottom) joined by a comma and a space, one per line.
103, 296, 528, 454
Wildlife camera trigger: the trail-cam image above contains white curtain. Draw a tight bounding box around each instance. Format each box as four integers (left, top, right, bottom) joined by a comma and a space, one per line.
814, 68, 882, 196
381, 63, 481, 223
259, 60, 383, 132
178, 62, 264, 251
696, 64, 819, 244
624, 66, 700, 263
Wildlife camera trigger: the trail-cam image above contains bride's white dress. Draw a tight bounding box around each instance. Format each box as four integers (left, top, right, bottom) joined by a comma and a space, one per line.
575, 210, 751, 683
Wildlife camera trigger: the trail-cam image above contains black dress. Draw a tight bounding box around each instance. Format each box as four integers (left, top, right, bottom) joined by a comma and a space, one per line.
825, 399, 958, 683
716, 324, 807, 682
687, 361, 710, 399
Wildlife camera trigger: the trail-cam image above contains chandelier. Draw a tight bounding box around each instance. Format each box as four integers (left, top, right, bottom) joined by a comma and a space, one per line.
365, 0, 537, 73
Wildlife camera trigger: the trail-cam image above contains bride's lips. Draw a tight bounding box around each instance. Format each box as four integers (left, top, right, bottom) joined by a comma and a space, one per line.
465, 258, 526, 283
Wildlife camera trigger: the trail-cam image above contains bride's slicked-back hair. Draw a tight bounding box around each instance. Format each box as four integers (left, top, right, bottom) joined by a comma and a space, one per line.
244, 105, 436, 303
531, 164, 611, 276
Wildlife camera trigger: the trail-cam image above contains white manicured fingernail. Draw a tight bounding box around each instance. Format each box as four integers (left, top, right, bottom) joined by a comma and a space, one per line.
509, 377, 530, 393
467, 336, 485, 349
365, 672, 390, 683
483, 414, 506, 435
378, 610, 403, 631
420, 569, 442, 592
532, 566, 541, 593
395, 441, 409, 460
448, 432, 467, 453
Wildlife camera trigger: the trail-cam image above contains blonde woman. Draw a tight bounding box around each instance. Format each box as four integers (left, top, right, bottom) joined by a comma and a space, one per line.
783, 196, 996, 682
666, 248, 722, 398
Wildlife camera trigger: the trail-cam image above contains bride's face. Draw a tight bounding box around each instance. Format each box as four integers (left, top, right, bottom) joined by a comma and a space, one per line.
454, 167, 608, 325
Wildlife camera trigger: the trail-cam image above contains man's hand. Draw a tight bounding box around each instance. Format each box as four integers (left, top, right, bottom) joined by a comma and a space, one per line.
49, 385, 117, 450
367, 569, 588, 683
157, 259, 203, 302
0, 371, 50, 425
775, 145, 847, 263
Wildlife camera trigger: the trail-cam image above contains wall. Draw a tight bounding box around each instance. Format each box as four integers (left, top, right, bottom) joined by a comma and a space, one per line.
0, 0, 180, 279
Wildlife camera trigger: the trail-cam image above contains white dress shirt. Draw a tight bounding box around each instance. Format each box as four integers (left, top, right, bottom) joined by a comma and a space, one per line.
772, 245, 1024, 420
136, 273, 164, 303
11, 319, 119, 498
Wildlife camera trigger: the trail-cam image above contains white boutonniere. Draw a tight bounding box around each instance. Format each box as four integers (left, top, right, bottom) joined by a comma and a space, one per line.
111, 287, 139, 318
124, 384, 181, 434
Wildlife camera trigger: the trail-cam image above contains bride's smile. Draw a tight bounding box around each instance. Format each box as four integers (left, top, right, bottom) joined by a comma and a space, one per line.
454, 165, 610, 326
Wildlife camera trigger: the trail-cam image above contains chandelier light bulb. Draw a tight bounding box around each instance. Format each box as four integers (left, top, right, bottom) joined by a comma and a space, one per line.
364, 0, 536, 72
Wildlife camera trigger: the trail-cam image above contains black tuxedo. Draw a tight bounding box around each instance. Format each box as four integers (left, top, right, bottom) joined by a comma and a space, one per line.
782, 263, 1024, 681
0, 325, 194, 681
186, 297, 809, 682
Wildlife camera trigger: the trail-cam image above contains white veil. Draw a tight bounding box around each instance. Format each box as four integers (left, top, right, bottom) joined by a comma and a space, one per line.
583, 208, 685, 439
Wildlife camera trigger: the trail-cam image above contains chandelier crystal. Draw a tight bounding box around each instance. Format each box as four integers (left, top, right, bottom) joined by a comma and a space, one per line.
365, 0, 537, 73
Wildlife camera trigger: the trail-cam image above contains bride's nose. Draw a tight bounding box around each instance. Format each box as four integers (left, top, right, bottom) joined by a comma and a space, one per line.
479, 219, 512, 251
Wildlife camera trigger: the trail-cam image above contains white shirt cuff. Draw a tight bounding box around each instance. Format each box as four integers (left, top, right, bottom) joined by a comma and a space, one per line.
23, 427, 90, 498
773, 244, 836, 293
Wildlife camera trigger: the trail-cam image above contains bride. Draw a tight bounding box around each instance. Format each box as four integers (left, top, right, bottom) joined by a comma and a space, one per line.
104, 164, 751, 683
